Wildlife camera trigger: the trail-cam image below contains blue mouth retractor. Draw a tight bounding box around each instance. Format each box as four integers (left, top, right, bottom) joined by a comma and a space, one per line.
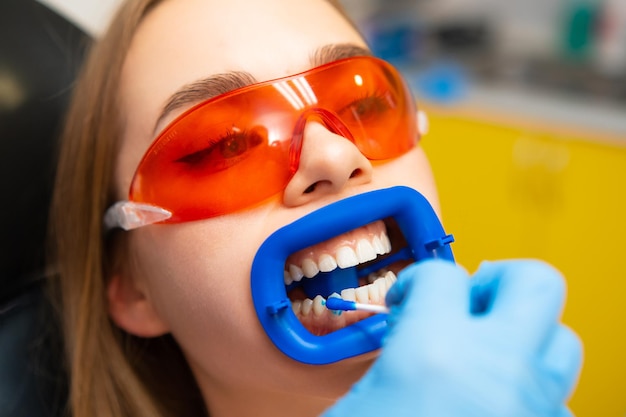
250, 186, 454, 365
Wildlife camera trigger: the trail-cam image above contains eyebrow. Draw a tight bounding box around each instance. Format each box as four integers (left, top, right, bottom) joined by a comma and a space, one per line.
154, 43, 372, 133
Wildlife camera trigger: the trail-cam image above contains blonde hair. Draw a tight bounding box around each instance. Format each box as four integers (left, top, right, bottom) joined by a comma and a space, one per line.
49, 1, 355, 416
49, 1, 206, 416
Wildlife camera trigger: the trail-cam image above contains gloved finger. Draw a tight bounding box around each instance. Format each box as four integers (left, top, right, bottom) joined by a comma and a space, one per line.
385, 259, 470, 327
473, 260, 566, 351
540, 325, 584, 403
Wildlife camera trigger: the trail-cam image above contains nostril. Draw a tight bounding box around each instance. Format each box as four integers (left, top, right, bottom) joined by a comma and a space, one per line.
350, 169, 362, 179
304, 169, 362, 194
304, 183, 318, 194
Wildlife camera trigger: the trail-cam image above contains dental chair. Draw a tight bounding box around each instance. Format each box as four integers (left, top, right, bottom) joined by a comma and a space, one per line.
0, 1, 90, 415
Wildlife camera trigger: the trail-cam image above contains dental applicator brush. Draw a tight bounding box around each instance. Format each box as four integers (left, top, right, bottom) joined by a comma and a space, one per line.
325, 297, 390, 314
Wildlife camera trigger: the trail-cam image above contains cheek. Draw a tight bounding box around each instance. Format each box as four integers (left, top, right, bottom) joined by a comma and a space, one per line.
374, 146, 441, 214
127, 217, 311, 387
130, 223, 268, 353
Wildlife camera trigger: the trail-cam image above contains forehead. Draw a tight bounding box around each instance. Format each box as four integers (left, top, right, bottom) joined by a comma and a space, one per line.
115, 0, 366, 195
120, 0, 365, 133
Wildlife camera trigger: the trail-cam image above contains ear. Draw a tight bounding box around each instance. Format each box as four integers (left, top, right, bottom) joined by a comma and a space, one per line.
417, 110, 429, 137
107, 273, 170, 337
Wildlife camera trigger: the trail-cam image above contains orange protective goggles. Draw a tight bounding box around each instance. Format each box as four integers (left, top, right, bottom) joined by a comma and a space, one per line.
104, 56, 420, 230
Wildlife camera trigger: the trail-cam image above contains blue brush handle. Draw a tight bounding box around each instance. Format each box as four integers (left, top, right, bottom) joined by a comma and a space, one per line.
325, 297, 358, 311
326, 297, 390, 314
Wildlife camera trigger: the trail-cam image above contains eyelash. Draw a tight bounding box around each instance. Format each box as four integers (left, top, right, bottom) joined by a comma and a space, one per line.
175, 129, 252, 167
340, 90, 393, 119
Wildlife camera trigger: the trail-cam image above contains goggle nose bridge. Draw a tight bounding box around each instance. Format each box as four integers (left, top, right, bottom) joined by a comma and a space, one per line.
288, 107, 356, 174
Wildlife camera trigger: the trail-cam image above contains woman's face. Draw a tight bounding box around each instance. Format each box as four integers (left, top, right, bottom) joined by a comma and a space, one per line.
113, 0, 439, 415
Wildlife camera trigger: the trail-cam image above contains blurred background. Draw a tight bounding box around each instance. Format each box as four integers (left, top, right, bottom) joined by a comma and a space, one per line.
9, 0, 626, 416
338, 1, 626, 416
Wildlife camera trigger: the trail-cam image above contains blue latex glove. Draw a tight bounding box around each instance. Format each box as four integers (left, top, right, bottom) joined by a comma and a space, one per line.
323, 259, 583, 417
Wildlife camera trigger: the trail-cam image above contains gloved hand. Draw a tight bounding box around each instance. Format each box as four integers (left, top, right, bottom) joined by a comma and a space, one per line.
323, 259, 583, 417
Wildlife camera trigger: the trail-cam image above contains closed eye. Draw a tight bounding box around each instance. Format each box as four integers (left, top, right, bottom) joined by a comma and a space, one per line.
175, 128, 264, 171
339, 91, 394, 122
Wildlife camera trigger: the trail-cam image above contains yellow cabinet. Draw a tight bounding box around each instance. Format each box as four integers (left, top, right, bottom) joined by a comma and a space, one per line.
422, 106, 626, 417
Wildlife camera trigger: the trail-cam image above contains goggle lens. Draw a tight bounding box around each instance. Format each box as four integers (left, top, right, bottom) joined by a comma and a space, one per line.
115, 57, 419, 227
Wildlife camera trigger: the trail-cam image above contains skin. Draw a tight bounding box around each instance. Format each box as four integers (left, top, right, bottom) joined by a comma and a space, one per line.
106, 0, 440, 416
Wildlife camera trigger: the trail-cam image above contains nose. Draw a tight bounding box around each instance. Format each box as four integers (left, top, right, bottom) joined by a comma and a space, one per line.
282, 117, 373, 207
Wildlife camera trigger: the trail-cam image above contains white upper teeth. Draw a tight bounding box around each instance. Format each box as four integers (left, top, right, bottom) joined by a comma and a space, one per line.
318, 254, 337, 272
284, 231, 392, 285
356, 239, 377, 263
302, 258, 319, 278
335, 247, 359, 269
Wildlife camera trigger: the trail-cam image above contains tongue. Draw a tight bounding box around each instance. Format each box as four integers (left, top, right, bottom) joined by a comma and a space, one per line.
301, 266, 359, 299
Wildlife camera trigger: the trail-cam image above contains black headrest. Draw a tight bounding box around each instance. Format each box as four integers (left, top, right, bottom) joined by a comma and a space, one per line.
0, 0, 91, 304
